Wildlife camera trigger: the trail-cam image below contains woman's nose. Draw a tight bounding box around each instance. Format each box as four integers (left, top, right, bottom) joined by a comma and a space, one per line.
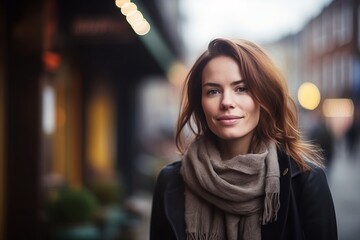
220, 93, 235, 110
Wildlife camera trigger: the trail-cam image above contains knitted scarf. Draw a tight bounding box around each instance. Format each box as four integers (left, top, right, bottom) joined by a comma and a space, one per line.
180, 137, 280, 240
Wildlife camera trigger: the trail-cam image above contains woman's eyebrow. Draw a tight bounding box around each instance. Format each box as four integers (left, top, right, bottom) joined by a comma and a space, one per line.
202, 80, 244, 88
231, 80, 244, 86
202, 82, 220, 87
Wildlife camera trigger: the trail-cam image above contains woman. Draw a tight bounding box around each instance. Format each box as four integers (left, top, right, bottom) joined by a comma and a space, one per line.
150, 38, 337, 240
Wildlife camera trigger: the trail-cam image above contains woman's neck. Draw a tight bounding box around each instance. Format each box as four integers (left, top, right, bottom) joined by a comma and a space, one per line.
218, 137, 252, 160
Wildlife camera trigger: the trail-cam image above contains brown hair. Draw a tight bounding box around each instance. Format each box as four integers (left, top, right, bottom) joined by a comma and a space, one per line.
175, 38, 323, 171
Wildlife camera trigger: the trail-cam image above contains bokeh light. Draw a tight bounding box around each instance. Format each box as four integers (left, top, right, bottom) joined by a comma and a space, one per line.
115, 0, 130, 9
297, 82, 321, 110
323, 98, 354, 118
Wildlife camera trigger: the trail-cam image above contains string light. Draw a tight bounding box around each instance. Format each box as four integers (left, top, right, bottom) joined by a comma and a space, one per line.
115, 0, 151, 35
126, 11, 143, 24
115, 0, 130, 9
121, 2, 137, 16
133, 20, 150, 35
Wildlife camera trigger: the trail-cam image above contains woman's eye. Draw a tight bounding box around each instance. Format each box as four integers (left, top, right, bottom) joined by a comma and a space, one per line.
236, 87, 248, 93
207, 89, 220, 95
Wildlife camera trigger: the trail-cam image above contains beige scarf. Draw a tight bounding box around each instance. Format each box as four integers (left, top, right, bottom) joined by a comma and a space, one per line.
181, 137, 280, 240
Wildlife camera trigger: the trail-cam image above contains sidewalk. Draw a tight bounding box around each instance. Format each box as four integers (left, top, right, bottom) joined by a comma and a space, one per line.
327, 139, 360, 240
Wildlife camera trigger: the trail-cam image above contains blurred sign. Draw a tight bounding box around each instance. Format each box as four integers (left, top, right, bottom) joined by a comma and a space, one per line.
71, 18, 132, 40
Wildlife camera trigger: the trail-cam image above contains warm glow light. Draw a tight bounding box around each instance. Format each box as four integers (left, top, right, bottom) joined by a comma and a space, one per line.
129, 17, 144, 29
126, 11, 143, 25
87, 93, 115, 175
121, 2, 137, 16
115, 0, 130, 8
297, 82, 321, 110
322, 98, 354, 118
56, 107, 66, 128
43, 51, 61, 71
133, 20, 150, 35
167, 61, 189, 88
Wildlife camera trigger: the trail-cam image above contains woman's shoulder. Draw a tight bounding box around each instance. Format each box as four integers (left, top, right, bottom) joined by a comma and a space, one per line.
156, 160, 184, 187
280, 147, 326, 179
159, 160, 182, 175
289, 157, 330, 193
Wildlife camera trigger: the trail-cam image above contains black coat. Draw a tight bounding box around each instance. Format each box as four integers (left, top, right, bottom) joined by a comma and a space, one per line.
150, 150, 338, 240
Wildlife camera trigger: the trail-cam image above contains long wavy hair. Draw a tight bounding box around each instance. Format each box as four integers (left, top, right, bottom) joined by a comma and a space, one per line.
175, 38, 323, 171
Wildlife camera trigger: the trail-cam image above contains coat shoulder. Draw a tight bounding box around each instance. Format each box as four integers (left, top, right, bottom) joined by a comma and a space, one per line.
156, 160, 184, 189
290, 158, 328, 185
158, 161, 182, 179
161, 160, 182, 173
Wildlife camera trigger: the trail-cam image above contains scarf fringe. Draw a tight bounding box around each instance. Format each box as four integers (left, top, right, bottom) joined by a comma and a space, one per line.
262, 192, 280, 224
186, 233, 222, 240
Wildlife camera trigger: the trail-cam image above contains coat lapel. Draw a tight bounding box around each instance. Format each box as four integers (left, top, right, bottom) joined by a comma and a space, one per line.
262, 150, 292, 240
164, 171, 186, 240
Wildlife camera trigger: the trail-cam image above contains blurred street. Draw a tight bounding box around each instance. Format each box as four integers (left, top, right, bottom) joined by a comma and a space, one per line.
328, 138, 360, 240
2, 0, 360, 239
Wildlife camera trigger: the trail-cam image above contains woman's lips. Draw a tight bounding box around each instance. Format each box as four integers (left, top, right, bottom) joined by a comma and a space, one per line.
216, 115, 244, 125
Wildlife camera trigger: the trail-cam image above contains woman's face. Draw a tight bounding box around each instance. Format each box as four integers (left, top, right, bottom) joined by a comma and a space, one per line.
201, 56, 260, 147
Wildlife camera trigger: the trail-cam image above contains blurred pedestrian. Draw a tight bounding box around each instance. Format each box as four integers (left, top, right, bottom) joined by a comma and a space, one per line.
345, 105, 360, 156
308, 108, 334, 170
150, 38, 337, 240
310, 123, 334, 169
